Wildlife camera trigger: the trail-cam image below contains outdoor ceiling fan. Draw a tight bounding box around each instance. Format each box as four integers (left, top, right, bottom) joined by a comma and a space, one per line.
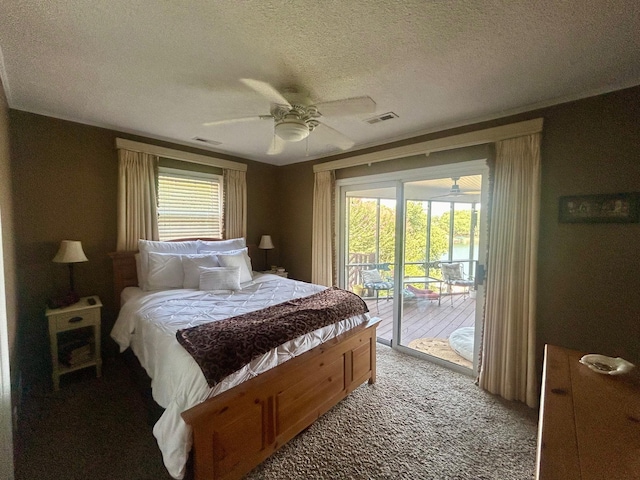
431, 177, 481, 199
204, 79, 376, 155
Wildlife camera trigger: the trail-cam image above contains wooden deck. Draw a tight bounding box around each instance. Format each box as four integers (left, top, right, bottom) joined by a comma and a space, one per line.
364, 293, 476, 346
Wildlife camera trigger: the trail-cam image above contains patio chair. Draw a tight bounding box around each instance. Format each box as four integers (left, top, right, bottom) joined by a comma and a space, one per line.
440, 262, 474, 306
361, 266, 393, 310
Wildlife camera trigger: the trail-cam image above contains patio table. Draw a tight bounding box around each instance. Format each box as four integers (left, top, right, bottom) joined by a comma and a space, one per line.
403, 276, 443, 306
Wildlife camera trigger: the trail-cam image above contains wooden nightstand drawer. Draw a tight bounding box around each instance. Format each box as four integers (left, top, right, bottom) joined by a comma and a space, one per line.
54, 309, 99, 332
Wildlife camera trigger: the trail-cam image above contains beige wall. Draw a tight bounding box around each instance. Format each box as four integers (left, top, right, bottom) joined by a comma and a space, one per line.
9, 111, 278, 378
536, 88, 640, 364
275, 159, 322, 281
278, 86, 640, 365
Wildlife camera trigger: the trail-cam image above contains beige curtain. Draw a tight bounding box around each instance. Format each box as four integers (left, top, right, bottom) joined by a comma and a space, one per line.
116, 149, 159, 251
478, 133, 541, 407
311, 170, 335, 286
224, 169, 247, 239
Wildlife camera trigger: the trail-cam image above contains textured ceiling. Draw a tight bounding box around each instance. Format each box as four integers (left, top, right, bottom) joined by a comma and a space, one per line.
1, 0, 639, 165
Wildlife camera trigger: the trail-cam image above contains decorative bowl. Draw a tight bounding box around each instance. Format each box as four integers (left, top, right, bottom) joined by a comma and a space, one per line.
579, 354, 635, 375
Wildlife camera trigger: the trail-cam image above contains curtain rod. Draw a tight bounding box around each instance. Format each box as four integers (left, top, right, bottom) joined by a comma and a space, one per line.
313, 118, 543, 173
116, 138, 247, 172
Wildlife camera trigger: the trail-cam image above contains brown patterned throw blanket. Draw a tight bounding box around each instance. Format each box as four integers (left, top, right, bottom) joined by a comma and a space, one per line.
176, 287, 369, 387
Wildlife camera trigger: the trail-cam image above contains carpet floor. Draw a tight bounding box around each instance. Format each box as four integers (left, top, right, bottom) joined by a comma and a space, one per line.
15, 345, 538, 479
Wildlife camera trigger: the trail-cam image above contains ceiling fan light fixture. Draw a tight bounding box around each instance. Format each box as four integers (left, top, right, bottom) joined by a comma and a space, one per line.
450, 177, 461, 195
275, 119, 309, 142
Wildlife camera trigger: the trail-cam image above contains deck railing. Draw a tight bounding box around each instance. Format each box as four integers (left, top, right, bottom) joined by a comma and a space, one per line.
346, 255, 476, 295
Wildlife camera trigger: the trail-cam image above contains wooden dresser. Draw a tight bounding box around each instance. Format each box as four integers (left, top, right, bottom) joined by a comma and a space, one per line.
536, 344, 640, 479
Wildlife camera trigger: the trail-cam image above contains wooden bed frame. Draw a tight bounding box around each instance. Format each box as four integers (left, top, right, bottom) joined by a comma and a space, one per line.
109, 250, 379, 480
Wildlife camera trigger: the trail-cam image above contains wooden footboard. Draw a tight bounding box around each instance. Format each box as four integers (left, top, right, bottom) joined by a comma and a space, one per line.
181, 317, 379, 480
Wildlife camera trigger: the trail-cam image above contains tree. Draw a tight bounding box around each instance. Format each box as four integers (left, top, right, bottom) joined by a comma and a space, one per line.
347, 198, 396, 263
346, 198, 475, 280
347, 198, 377, 256
432, 209, 476, 238
403, 201, 455, 276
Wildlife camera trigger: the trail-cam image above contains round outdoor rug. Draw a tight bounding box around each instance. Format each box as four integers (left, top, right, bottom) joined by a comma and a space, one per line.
408, 337, 472, 368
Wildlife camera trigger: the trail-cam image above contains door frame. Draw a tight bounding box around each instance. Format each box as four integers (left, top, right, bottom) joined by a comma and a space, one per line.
0, 208, 14, 480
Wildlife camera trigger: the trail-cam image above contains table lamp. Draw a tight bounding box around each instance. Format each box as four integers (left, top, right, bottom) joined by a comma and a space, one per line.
258, 235, 274, 270
53, 240, 88, 305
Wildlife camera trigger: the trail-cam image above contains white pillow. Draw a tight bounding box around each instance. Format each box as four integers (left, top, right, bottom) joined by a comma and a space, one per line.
146, 253, 185, 290
208, 247, 253, 272
196, 238, 246, 253
361, 269, 384, 284
199, 266, 241, 291
182, 254, 220, 289
138, 240, 198, 290
216, 249, 253, 283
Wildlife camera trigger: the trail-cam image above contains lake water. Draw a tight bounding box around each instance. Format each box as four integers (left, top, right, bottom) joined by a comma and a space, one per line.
440, 243, 479, 261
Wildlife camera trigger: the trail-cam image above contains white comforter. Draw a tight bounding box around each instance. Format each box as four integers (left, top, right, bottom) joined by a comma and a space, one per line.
110, 273, 370, 479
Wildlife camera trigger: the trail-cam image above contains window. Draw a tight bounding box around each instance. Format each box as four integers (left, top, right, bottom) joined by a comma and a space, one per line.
157, 167, 223, 240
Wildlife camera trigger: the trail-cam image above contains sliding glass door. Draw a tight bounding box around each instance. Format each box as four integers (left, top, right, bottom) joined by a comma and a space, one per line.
339, 182, 396, 344
398, 175, 484, 371
338, 161, 488, 373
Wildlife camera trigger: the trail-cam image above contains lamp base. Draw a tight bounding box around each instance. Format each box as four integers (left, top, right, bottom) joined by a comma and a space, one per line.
47, 291, 80, 309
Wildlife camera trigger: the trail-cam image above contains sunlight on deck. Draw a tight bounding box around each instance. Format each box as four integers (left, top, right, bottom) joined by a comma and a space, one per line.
364, 293, 476, 368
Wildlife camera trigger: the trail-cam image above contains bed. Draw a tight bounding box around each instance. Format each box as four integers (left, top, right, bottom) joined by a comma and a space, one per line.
109, 239, 379, 480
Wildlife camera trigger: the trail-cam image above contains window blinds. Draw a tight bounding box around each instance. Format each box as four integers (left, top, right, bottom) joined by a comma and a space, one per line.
157, 167, 222, 240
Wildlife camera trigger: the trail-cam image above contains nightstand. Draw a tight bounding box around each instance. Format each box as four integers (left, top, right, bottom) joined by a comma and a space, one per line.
45, 296, 102, 390
263, 269, 288, 278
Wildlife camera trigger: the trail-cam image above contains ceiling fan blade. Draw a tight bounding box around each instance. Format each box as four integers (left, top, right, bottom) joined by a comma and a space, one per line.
203, 115, 272, 127
430, 195, 453, 200
431, 190, 481, 199
315, 96, 376, 116
267, 135, 286, 155
240, 79, 291, 107
313, 122, 355, 150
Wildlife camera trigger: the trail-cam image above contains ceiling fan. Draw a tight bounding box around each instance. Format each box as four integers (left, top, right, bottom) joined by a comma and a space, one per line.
431, 177, 481, 199
204, 79, 376, 155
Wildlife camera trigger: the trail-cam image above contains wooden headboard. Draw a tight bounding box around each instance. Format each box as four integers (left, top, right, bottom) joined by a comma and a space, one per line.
109, 239, 258, 308
108, 251, 138, 305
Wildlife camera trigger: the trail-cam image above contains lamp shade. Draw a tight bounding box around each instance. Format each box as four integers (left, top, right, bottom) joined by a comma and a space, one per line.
258, 235, 274, 250
52, 240, 88, 263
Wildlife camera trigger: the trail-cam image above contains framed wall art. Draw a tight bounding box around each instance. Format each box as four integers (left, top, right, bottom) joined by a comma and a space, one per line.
559, 193, 640, 224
